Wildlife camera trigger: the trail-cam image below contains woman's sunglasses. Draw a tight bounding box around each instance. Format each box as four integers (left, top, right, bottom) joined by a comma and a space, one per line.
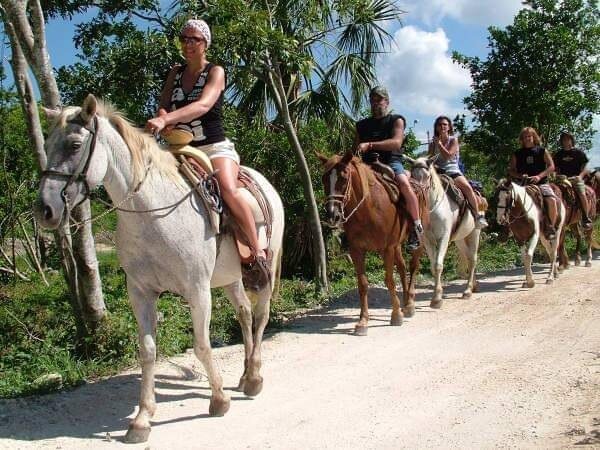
179, 36, 204, 45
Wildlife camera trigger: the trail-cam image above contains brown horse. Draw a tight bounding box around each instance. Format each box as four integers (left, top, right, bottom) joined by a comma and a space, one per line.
556, 180, 597, 268
319, 152, 425, 336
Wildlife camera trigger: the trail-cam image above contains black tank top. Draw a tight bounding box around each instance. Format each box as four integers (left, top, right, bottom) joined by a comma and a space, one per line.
169, 63, 225, 146
514, 146, 548, 182
356, 114, 405, 164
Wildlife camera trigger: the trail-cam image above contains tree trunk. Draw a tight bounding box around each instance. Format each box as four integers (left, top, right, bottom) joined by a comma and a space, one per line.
267, 65, 329, 292
1, 0, 106, 332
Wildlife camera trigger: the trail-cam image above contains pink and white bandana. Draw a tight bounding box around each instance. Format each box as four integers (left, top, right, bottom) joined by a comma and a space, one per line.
181, 19, 211, 48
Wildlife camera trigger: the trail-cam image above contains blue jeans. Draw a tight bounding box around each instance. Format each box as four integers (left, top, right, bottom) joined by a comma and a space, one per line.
388, 154, 406, 176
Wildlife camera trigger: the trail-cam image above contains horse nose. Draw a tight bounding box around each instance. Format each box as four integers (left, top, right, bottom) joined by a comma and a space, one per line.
34, 197, 61, 229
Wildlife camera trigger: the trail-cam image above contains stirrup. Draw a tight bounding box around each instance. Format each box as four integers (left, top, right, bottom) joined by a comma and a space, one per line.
406, 230, 420, 251
242, 250, 272, 291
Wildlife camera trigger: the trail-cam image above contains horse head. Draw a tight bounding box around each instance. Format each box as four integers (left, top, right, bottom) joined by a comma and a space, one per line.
318, 151, 355, 228
495, 178, 514, 225
35, 94, 109, 229
406, 156, 435, 185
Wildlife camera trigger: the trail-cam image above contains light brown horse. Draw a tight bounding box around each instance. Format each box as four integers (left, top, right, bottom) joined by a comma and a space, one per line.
319, 152, 425, 335
555, 180, 597, 268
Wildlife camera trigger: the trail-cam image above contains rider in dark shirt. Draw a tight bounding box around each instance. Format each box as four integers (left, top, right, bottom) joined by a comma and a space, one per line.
554, 131, 592, 229
354, 86, 423, 251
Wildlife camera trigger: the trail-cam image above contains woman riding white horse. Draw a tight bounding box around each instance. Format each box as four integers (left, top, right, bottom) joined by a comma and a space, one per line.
35, 95, 284, 443
407, 156, 483, 308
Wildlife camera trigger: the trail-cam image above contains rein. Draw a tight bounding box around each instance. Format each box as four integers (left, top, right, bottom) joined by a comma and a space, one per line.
325, 162, 368, 224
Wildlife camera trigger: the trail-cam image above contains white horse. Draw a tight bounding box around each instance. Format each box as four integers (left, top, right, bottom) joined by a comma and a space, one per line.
407, 156, 483, 308
495, 179, 564, 287
35, 95, 284, 443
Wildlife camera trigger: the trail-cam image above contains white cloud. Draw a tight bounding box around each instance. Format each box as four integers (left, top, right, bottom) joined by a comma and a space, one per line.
377, 26, 471, 119
400, 0, 524, 27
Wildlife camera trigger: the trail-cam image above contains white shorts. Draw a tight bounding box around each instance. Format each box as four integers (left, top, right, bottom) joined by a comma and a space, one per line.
196, 139, 240, 164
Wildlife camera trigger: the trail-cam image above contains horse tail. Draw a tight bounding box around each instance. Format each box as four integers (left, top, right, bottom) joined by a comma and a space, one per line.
270, 248, 283, 302
592, 233, 600, 250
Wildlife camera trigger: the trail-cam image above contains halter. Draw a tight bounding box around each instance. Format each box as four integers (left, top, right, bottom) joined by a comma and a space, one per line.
40, 115, 99, 209
496, 183, 532, 224
324, 162, 367, 225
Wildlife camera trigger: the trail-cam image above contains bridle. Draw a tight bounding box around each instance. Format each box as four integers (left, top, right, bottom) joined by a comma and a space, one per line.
324, 163, 367, 225
40, 115, 99, 209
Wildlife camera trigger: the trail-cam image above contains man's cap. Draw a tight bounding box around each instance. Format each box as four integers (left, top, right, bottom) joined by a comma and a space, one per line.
369, 86, 389, 100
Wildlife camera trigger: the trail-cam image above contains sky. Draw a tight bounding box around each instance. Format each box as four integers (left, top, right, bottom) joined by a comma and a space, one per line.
1, 0, 599, 167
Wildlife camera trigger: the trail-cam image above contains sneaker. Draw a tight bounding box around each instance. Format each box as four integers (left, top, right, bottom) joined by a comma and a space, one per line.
406, 228, 421, 251
476, 214, 488, 229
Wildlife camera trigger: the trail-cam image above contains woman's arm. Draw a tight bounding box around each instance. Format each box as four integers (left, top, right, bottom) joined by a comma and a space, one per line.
436, 136, 457, 160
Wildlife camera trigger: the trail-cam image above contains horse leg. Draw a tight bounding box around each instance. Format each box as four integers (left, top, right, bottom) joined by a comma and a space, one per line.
574, 225, 582, 266
430, 236, 450, 308
585, 228, 593, 267
455, 232, 480, 299
349, 247, 369, 336
222, 281, 254, 393
522, 232, 538, 288
405, 245, 423, 317
383, 246, 403, 326
395, 247, 411, 317
188, 284, 230, 417
243, 286, 273, 396
540, 234, 560, 284
124, 282, 158, 444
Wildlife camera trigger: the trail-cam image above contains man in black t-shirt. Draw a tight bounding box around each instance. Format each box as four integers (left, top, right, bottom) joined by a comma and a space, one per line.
554, 131, 592, 229
354, 86, 422, 251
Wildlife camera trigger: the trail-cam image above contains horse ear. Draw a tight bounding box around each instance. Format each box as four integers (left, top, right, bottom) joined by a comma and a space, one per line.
403, 155, 416, 166
341, 150, 354, 164
315, 151, 329, 166
81, 94, 98, 124
426, 156, 436, 167
42, 107, 60, 122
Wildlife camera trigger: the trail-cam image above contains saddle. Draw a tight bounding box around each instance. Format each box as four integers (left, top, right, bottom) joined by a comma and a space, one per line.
164, 130, 274, 291
368, 161, 400, 203
524, 184, 562, 238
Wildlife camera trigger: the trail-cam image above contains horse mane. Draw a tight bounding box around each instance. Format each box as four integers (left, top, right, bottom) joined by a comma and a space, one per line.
97, 101, 180, 186
54, 101, 180, 187
323, 154, 373, 199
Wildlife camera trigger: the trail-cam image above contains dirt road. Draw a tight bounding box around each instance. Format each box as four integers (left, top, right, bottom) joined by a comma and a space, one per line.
1, 260, 599, 449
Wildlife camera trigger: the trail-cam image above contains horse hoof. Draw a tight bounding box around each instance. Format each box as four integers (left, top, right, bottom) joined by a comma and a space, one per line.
243, 376, 263, 397
209, 396, 231, 417
462, 291, 472, 299
546, 278, 554, 285
238, 376, 247, 392
124, 425, 151, 444
575, 261, 581, 267
402, 306, 415, 318
585, 262, 592, 267
390, 315, 403, 326
522, 282, 534, 288
354, 325, 368, 336
430, 300, 443, 309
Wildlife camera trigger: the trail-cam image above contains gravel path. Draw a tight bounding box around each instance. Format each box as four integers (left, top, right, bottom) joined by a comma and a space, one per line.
1, 259, 599, 449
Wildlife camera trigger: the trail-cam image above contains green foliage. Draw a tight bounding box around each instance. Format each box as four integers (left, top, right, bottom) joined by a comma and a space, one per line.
454, 0, 600, 174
